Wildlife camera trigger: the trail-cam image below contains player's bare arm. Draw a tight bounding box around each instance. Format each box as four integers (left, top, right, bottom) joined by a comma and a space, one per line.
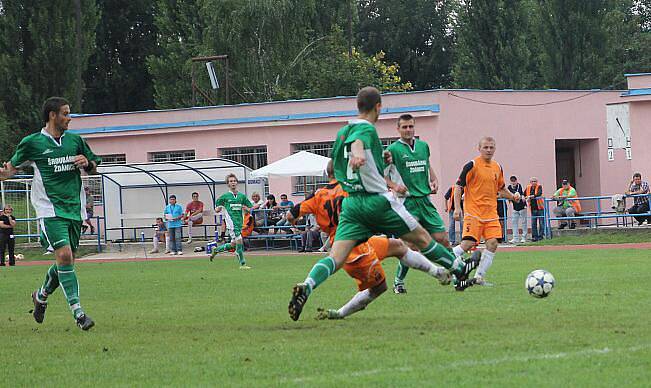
0, 161, 18, 181
453, 184, 463, 220
349, 139, 366, 170
428, 165, 439, 194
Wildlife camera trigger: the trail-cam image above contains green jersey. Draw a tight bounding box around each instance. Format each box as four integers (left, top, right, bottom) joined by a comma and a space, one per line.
386, 139, 432, 197
10, 129, 101, 221
331, 119, 388, 194
215, 191, 253, 230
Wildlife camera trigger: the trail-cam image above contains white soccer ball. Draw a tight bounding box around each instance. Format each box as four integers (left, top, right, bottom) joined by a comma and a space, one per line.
525, 269, 555, 298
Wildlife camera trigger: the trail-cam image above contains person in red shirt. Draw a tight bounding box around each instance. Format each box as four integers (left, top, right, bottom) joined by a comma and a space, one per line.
185, 192, 204, 243
453, 137, 520, 288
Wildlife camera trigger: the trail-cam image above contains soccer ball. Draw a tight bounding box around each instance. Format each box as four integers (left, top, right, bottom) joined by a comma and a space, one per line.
525, 269, 555, 298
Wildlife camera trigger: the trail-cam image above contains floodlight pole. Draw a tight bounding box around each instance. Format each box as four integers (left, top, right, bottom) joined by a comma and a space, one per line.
191, 55, 230, 106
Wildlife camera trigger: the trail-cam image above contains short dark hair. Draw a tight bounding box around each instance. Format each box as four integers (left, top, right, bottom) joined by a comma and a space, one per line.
42, 97, 70, 124
225, 173, 238, 184
356, 87, 382, 113
169, 194, 176, 200
633, 172, 642, 179
397, 114, 414, 126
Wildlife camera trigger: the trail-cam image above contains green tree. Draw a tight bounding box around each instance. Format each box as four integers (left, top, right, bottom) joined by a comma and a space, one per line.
356, 0, 456, 89
452, 0, 537, 89
83, 0, 159, 113
0, 1, 98, 160
532, 0, 620, 89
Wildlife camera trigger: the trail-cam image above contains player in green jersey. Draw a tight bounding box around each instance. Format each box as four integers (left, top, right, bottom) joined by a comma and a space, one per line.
385, 114, 476, 293
0, 97, 101, 330
288, 87, 480, 321
209, 173, 254, 269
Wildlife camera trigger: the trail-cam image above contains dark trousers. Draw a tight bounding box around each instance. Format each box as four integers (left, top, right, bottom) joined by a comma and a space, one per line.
628, 202, 651, 224
531, 209, 545, 240
0, 234, 16, 265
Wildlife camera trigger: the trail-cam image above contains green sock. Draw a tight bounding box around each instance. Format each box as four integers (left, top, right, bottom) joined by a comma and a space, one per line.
421, 240, 456, 269
394, 261, 409, 286
235, 243, 245, 266
37, 264, 59, 302
304, 257, 336, 296
57, 264, 83, 318
215, 242, 235, 253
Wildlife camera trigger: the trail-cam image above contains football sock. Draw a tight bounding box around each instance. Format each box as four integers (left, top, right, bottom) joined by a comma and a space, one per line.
421, 240, 456, 269
476, 249, 495, 279
235, 243, 245, 266
337, 288, 375, 318
394, 260, 409, 285
37, 264, 60, 302
399, 249, 438, 275
57, 264, 84, 318
453, 245, 466, 258
303, 256, 336, 296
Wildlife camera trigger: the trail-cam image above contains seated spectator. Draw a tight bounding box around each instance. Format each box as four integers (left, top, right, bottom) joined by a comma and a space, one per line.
149, 217, 169, 254
625, 172, 650, 225
552, 179, 581, 229
184, 192, 204, 243
274, 193, 295, 233
298, 213, 321, 252
260, 194, 282, 229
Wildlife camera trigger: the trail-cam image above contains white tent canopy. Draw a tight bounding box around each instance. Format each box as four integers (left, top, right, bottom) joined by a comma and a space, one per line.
250, 151, 330, 178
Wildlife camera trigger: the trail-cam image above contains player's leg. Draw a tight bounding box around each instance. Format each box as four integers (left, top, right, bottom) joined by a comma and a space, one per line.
386, 238, 451, 285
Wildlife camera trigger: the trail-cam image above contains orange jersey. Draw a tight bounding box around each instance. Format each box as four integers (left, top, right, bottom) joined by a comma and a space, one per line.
296, 180, 347, 239
457, 156, 505, 221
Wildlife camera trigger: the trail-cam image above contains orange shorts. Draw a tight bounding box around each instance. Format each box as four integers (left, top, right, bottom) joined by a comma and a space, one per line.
343, 236, 390, 291
462, 216, 502, 242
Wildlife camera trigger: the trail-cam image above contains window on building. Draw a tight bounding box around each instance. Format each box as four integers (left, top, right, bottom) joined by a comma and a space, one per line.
219, 146, 269, 195
98, 154, 127, 164
219, 146, 268, 170
291, 138, 400, 195
148, 150, 196, 163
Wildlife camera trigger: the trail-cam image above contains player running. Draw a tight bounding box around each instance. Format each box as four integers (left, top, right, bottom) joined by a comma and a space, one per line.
385, 113, 463, 294
209, 173, 254, 269
0, 97, 100, 330
288, 87, 479, 321
453, 137, 520, 287
286, 162, 451, 320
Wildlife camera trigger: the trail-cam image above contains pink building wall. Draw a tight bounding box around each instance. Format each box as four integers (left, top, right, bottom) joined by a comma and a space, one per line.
70, 85, 650, 224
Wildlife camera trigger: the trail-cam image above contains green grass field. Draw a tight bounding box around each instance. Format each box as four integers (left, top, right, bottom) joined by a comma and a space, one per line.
1, 249, 650, 386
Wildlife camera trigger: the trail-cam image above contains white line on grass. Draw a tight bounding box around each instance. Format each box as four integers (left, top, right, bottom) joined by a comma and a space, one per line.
285, 343, 651, 384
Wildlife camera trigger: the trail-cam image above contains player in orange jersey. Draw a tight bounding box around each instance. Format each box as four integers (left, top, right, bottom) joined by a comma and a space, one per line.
453, 137, 520, 289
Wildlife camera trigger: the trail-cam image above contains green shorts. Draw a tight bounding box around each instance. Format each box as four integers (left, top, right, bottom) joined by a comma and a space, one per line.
335, 192, 420, 242
403, 196, 446, 234
39, 217, 82, 251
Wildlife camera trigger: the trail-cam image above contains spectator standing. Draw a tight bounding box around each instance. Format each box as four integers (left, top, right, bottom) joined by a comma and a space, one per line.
552, 179, 581, 229
82, 186, 95, 234
525, 177, 545, 241
0, 205, 17, 266
164, 195, 184, 255
625, 172, 650, 225
184, 192, 204, 243
149, 217, 169, 254
444, 185, 463, 245
507, 176, 527, 244
274, 193, 295, 233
